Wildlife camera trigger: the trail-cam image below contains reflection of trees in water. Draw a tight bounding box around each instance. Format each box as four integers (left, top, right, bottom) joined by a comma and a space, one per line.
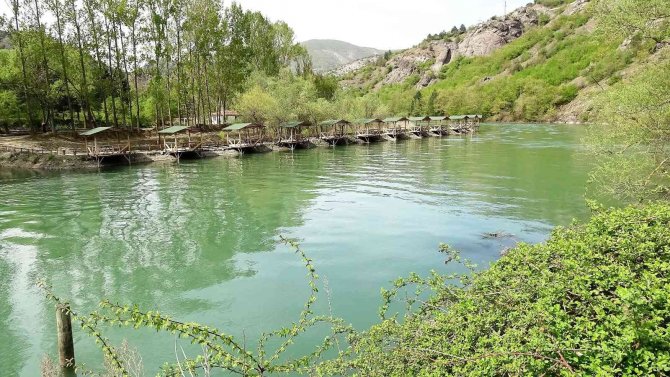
8, 154, 326, 313
393, 127, 590, 225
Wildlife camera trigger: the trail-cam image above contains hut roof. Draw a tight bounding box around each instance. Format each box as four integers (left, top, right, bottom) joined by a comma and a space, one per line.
409, 116, 431, 122
383, 117, 409, 122
280, 121, 311, 128
223, 123, 264, 131
467, 114, 483, 119
355, 118, 383, 125
430, 116, 449, 121
319, 119, 350, 126
449, 115, 470, 120
158, 125, 190, 134
79, 127, 112, 136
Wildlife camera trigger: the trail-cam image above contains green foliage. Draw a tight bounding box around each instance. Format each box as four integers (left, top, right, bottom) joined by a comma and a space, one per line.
340, 4, 656, 122
233, 69, 392, 126
235, 84, 278, 124
596, 0, 670, 45
534, 0, 572, 7
425, 26, 466, 43
313, 74, 338, 100
319, 203, 670, 376
1, 0, 310, 130
407, 9, 641, 121
588, 51, 670, 202
585, 0, 670, 202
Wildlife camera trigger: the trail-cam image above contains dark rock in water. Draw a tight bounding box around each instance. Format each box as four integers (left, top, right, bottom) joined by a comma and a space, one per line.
482, 231, 514, 239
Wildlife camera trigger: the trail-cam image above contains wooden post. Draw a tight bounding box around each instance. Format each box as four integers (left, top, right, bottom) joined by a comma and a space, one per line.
56, 304, 75, 371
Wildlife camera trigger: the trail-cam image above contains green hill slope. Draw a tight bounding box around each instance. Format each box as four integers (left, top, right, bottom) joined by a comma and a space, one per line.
342, 0, 657, 123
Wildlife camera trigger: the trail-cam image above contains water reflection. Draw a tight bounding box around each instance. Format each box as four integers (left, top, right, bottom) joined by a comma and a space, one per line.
0, 124, 593, 375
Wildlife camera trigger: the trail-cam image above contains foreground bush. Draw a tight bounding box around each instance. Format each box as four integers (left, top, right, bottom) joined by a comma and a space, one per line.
320, 204, 670, 376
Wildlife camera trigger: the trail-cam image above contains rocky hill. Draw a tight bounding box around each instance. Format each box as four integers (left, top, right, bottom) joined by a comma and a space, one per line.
339, 1, 566, 89
335, 0, 651, 123
302, 39, 384, 72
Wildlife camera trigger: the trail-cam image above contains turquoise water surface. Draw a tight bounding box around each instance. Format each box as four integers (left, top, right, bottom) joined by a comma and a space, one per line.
0, 124, 593, 375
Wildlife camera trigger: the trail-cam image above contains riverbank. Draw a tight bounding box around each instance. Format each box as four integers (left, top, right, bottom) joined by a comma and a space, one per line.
0, 132, 234, 170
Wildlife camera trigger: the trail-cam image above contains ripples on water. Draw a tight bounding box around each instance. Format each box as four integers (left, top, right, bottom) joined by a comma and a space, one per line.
0, 124, 593, 375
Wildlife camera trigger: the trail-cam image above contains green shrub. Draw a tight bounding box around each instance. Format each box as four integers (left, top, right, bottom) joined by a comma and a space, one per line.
538, 13, 551, 26
320, 204, 670, 376
534, 0, 572, 7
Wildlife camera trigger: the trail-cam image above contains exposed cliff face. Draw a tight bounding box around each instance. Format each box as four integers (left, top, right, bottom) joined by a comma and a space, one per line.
338, 3, 554, 89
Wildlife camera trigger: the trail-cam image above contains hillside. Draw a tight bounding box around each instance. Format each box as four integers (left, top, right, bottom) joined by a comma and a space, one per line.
302, 39, 384, 72
337, 0, 658, 123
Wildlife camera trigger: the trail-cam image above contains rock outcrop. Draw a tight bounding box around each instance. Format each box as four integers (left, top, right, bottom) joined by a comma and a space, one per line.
337, 2, 553, 89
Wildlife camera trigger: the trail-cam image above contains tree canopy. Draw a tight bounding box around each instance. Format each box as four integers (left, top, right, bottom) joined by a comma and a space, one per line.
0, 0, 310, 132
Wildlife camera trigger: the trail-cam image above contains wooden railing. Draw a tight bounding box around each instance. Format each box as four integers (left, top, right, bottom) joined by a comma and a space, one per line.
0, 145, 84, 156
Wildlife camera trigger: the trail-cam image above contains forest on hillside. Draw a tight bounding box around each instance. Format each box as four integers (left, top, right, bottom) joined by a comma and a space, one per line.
0, 0, 311, 132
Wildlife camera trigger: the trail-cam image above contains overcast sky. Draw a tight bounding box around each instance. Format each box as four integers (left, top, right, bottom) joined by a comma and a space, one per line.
234, 0, 532, 49
0, 0, 531, 50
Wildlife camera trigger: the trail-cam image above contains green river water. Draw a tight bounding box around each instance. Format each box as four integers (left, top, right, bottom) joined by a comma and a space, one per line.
0, 124, 593, 375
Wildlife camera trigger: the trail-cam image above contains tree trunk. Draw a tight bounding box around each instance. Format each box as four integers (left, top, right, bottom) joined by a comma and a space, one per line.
175, 15, 183, 127
84, 0, 110, 127
131, 6, 141, 130
111, 16, 128, 128
69, 0, 94, 128
203, 59, 213, 126
103, 14, 119, 128
10, 0, 35, 132
119, 23, 133, 130
34, 0, 53, 132
52, 0, 75, 130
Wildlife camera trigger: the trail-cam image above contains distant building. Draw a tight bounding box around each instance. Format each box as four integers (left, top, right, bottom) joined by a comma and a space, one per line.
211, 110, 240, 125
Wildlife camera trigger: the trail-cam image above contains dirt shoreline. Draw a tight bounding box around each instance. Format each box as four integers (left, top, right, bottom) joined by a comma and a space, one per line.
0, 149, 249, 171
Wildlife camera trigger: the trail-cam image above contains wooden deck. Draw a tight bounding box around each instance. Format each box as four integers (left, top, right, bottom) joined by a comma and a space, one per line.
227, 142, 263, 153
356, 127, 384, 143
276, 138, 312, 150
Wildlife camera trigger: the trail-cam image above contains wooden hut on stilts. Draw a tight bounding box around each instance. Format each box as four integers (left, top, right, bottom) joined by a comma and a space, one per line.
382, 117, 409, 140
158, 125, 204, 162
79, 127, 132, 167
449, 115, 471, 134
276, 121, 312, 150
429, 116, 450, 136
318, 119, 351, 146
408, 116, 431, 137
354, 118, 385, 143
223, 123, 266, 153
467, 114, 483, 129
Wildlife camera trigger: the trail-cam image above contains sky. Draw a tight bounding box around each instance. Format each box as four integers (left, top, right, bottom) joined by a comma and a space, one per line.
233, 0, 533, 50
0, 0, 532, 50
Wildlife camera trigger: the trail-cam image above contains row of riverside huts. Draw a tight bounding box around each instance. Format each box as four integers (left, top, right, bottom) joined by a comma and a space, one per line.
222, 114, 483, 151
74, 114, 482, 165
